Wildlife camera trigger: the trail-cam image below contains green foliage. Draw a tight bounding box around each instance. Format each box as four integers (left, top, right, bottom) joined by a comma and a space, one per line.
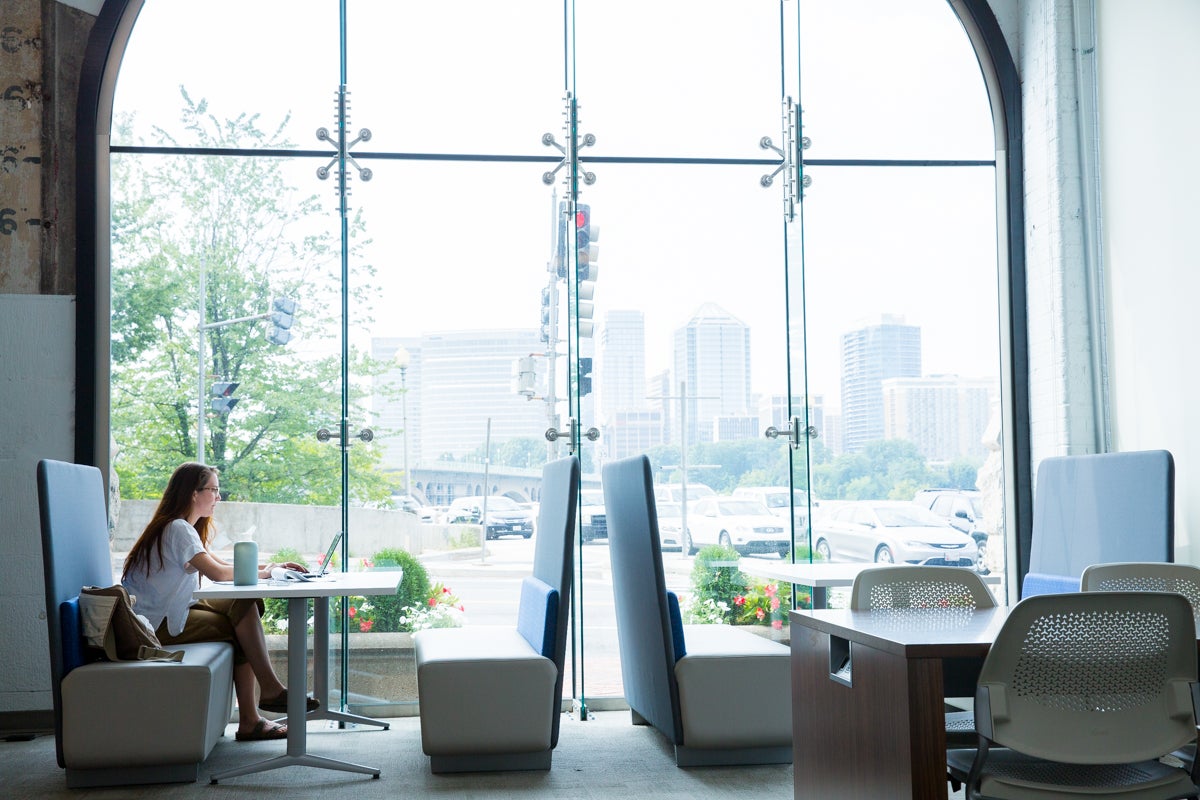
109, 91, 398, 506
685, 545, 744, 624
684, 544, 806, 626
366, 548, 431, 632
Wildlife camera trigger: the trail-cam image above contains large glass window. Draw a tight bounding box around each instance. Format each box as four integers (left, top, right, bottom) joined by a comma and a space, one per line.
102, 0, 1013, 717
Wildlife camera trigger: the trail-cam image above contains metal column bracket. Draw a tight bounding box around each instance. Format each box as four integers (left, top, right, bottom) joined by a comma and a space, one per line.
541, 93, 597, 187
758, 97, 811, 221
764, 416, 818, 449
545, 418, 600, 452
316, 85, 373, 213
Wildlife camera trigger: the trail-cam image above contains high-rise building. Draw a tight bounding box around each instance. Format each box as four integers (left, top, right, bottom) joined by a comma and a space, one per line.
840, 314, 921, 453
406, 329, 549, 461
672, 303, 752, 447
598, 310, 646, 420
882, 375, 997, 462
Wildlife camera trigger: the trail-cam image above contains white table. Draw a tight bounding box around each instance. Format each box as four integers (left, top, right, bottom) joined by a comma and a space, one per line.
193, 570, 403, 783
737, 560, 1003, 608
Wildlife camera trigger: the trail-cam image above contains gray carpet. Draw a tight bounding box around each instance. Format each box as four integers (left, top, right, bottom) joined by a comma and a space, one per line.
2, 711, 801, 799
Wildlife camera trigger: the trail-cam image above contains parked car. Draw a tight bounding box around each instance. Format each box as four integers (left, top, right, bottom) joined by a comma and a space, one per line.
812, 500, 977, 567
686, 496, 790, 557
912, 489, 990, 572
447, 495, 534, 540
653, 482, 716, 511
655, 501, 688, 552
732, 486, 814, 531
579, 489, 607, 543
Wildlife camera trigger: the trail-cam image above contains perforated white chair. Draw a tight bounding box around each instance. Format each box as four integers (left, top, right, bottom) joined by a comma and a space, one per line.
1081, 562, 1200, 612
851, 565, 995, 748
946, 591, 1200, 799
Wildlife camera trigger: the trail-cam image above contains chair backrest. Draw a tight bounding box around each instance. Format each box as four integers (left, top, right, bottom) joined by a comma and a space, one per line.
602, 455, 683, 745
525, 455, 579, 748
1080, 561, 1200, 627
37, 459, 114, 768
1024, 450, 1173, 598
850, 565, 997, 611
977, 591, 1198, 764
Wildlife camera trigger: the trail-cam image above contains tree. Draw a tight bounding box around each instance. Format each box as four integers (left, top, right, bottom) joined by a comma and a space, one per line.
110, 90, 396, 505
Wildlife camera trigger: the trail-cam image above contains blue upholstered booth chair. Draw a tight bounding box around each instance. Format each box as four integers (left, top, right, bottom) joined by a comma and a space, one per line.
37, 459, 234, 788
414, 455, 579, 773
603, 454, 792, 767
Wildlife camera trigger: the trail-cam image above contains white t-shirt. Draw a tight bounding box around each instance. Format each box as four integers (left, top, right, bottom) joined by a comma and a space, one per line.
122, 518, 207, 636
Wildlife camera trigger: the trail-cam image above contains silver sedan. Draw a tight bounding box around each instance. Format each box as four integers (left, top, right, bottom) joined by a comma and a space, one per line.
812, 501, 977, 567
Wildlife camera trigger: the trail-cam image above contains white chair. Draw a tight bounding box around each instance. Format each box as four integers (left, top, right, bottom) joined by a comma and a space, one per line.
850, 565, 995, 749
946, 591, 1200, 799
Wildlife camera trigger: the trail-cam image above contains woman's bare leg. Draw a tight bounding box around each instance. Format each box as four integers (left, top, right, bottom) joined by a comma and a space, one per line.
233, 603, 286, 701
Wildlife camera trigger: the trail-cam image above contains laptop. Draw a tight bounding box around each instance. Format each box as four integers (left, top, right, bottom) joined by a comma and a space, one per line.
275, 531, 343, 581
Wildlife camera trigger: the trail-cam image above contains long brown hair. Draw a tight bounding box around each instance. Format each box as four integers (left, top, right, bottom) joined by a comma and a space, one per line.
122, 462, 219, 579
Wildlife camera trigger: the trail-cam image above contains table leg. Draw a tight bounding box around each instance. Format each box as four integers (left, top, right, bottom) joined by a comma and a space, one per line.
792, 626, 948, 799
209, 596, 381, 783
309, 596, 389, 730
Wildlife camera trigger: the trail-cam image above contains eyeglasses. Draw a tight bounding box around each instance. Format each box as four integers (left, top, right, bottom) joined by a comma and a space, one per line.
198, 486, 221, 495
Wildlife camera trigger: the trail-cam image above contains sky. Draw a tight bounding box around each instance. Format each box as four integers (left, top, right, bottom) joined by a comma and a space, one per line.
110, 0, 1002, 414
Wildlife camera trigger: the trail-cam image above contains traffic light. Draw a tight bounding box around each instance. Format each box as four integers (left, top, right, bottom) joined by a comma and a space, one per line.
577, 356, 593, 398
211, 382, 239, 414
539, 285, 557, 344
513, 356, 537, 398
267, 297, 296, 346
575, 204, 599, 337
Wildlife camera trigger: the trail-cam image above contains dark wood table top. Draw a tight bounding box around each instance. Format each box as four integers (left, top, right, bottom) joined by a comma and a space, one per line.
790, 605, 1011, 659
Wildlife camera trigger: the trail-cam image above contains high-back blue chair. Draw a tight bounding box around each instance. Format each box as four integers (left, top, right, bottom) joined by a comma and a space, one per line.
414, 455, 579, 772
38, 459, 234, 787
603, 454, 792, 766
1022, 450, 1173, 597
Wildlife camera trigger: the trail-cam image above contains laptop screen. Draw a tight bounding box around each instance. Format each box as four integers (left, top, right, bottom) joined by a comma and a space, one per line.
314, 531, 343, 575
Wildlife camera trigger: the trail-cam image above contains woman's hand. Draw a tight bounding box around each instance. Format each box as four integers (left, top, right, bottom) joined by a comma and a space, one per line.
258, 560, 306, 578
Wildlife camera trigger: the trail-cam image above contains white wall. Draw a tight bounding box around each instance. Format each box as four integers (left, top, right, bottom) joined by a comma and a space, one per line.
0, 296, 75, 715
1096, 0, 1200, 561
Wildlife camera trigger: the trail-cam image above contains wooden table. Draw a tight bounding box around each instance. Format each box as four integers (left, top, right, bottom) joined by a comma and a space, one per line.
740, 560, 1004, 608
789, 605, 1010, 799
194, 570, 403, 783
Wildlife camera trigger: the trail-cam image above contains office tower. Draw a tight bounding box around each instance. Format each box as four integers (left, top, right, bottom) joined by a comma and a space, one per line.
672, 303, 752, 447
417, 329, 550, 461
882, 375, 997, 462
599, 310, 646, 419
840, 314, 921, 453
604, 409, 666, 461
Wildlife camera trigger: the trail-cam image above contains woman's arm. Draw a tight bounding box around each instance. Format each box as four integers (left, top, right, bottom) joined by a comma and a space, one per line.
189, 550, 305, 581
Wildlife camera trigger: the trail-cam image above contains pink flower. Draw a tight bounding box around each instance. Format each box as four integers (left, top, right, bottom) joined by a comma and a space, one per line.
359, 619, 373, 632
348, 606, 356, 618
318, 553, 326, 565
772, 620, 783, 630
442, 587, 451, 594
458, 605, 465, 611
770, 597, 781, 611
734, 595, 746, 607
755, 607, 766, 621
428, 597, 437, 607
765, 583, 778, 597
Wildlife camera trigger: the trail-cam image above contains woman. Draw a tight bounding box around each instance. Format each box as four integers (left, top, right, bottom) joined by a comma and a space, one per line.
122, 462, 318, 741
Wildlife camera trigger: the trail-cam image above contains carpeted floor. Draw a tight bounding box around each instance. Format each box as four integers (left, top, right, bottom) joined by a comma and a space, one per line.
3, 711, 800, 799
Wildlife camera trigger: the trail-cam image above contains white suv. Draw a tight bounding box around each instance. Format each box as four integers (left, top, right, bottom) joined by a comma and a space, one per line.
732, 486, 813, 531
912, 489, 989, 573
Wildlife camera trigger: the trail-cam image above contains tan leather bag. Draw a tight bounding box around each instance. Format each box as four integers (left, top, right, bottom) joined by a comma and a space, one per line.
79, 585, 184, 662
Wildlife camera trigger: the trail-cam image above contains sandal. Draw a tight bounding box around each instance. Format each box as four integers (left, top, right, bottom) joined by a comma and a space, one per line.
259, 689, 319, 714
235, 719, 288, 742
